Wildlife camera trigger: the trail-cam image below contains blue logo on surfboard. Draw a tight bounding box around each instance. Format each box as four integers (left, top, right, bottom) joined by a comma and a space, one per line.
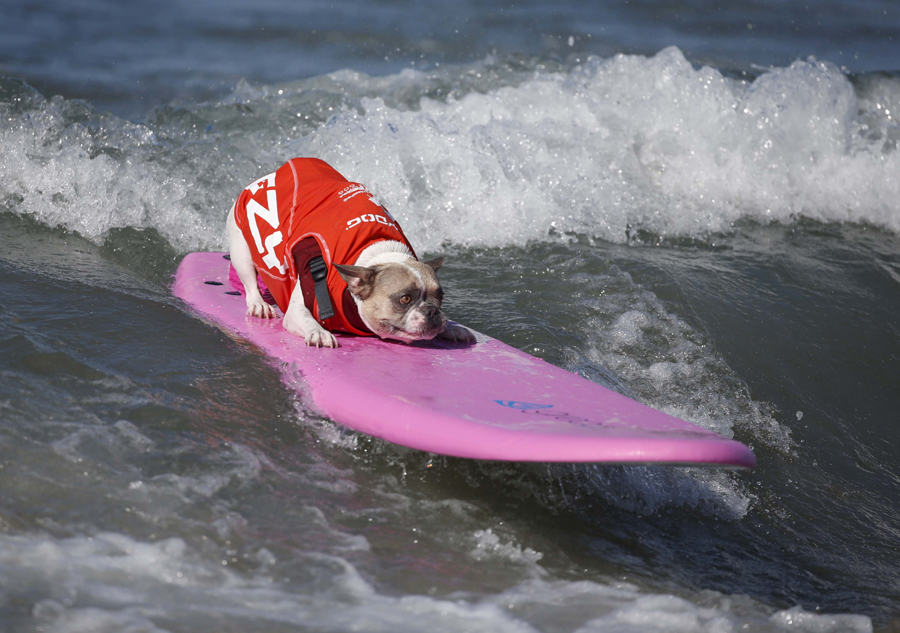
494, 401, 554, 410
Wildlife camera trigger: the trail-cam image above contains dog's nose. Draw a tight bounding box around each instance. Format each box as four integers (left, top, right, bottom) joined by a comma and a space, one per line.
425, 304, 442, 324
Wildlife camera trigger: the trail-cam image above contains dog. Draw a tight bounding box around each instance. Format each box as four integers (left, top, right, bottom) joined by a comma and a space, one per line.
226, 158, 474, 348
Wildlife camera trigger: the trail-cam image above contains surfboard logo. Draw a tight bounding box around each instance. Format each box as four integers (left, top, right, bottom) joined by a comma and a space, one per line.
494, 401, 554, 410
495, 400, 602, 428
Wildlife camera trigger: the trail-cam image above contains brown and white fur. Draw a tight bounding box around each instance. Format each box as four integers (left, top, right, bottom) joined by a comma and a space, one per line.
227, 212, 473, 348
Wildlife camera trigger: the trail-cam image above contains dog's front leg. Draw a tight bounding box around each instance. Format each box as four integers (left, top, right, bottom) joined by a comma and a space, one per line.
283, 289, 338, 348
227, 211, 277, 319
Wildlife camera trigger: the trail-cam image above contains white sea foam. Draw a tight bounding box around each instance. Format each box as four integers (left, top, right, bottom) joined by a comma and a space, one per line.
294, 47, 899, 250
1, 47, 898, 253
0, 531, 871, 633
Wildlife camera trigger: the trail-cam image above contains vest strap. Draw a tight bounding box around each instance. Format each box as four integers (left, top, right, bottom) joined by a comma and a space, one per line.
291, 236, 371, 334
308, 256, 334, 320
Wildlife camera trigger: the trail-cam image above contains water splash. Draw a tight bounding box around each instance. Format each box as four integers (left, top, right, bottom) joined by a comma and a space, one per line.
2, 48, 898, 254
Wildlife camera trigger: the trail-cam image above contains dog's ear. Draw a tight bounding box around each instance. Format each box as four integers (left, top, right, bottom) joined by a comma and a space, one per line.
334, 264, 377, 299
422, 256, 444, 272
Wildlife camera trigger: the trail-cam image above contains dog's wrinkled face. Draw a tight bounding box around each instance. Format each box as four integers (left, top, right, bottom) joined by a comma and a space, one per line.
335, 257, 447, 342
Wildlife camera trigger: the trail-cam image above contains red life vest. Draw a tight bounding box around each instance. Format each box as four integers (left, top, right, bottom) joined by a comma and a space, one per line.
232, 158, 416, 335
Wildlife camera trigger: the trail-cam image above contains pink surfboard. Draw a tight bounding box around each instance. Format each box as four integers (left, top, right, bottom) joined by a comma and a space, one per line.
173, 252, 756, 468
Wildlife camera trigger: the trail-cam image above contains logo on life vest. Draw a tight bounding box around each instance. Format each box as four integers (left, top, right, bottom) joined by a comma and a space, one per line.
338, 184, 369, 202
346, 213, 398, 231
244, 171, 286, 274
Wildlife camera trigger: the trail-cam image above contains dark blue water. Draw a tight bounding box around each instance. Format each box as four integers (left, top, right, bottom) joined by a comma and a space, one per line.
1, 1, 899, 631
3, 0, 898, 118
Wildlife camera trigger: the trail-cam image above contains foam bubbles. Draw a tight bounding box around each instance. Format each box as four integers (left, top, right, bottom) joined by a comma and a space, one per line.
470, 528, 544, 565
770, 606, 873, 632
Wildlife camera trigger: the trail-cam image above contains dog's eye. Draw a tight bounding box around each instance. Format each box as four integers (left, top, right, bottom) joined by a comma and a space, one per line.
399, 294, 412, 305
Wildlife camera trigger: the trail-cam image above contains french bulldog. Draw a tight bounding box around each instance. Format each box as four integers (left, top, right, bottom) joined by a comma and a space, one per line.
226, 158, 474, 348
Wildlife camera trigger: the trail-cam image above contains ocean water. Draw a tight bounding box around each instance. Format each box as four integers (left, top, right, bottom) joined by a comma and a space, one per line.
1, 1, 900, 631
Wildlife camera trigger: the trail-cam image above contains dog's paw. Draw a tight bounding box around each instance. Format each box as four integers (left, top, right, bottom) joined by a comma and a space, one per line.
305, 328, 338, 348
437, 323, 475, 344
247, 298, 277, 319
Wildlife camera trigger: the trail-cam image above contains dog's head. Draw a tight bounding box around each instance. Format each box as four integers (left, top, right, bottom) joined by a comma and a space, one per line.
334, 257, 447, 342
